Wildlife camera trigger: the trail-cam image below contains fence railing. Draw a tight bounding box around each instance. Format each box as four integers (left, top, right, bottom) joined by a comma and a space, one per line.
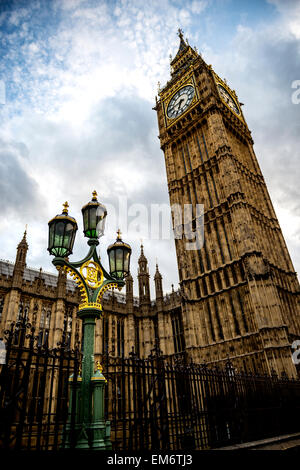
0, 318, 80, 450
100, 350, 300, 450
1, 320, 300, 450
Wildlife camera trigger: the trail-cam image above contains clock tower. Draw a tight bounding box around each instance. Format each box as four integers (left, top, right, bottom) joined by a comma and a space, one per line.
154, 29, 300, 376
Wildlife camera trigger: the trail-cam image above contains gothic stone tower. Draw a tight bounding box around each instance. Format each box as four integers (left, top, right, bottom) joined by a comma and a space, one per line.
154, 30, 300, 377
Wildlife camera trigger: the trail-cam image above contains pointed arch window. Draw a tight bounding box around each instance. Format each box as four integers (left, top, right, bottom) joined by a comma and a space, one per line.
171, 310, 185, 353
38, 306, 51, 347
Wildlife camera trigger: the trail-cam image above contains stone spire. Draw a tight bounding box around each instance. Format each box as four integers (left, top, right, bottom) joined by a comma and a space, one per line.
12, 229, 28, 288
138, 244, 150, 307
170, 28, 198, 77
154, 263, 163, 300
176, 28, 188, 55
16, 229, 28, 266
126, 272, 133, 307
138, 244, 148, 271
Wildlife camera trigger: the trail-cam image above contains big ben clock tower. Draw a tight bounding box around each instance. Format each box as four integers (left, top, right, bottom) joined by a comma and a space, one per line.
155, 29, 300, 377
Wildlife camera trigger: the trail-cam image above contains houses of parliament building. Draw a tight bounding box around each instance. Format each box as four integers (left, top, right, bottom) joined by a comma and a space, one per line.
0, 30, 299, 378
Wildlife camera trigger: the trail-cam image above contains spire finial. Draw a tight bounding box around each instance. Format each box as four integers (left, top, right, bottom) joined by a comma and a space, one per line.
23, 225, 27, 241
178, 28, 184, 41
62, 201, 69, 214
117, 228, 122, 240
92, 190, 98, 201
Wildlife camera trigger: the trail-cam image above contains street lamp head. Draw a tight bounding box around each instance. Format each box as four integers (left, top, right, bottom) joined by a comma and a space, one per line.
48, 202, 78, 257
107, 229, 132, 280
81, 190, 107, 240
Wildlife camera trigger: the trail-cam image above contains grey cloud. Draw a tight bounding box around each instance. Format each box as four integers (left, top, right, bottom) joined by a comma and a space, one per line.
0, 139, 41, 218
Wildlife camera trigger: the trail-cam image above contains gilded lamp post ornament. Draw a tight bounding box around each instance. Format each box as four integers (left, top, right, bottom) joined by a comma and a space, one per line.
48, 192, 131, 450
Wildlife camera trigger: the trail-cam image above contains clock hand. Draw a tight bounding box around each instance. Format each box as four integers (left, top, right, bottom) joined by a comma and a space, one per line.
175, 98, 184, 111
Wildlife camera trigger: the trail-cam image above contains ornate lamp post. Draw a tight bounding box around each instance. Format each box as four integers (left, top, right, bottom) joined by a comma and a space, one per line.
48, 192, 131, 450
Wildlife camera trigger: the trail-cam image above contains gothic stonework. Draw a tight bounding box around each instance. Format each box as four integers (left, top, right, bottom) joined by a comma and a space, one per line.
0, 233, 184, 362
154, 31, 300, 377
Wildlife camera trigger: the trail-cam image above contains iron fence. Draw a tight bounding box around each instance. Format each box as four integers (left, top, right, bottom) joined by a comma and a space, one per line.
1, 320, 300, 450
100, 350, 300, 450
0, 318, 80, 450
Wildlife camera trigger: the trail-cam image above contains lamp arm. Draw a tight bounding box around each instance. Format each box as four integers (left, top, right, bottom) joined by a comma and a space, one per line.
70, 245, 95, 268
53, 257, 88, 291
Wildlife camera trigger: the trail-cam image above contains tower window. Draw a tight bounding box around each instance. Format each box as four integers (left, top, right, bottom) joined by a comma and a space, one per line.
171, 313, 185, 353
224, 269, 230, 287
216, 272, 222, 290
209, 274, 215, 293
214, 298, 224, 340
206, 302, 215, 342
195, 281, 201, 298
202, 277, 208, 296
229, 294, 240, 336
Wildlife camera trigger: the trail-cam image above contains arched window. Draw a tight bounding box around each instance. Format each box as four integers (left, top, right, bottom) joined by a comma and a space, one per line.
17, 300, 24, 321
38, 306, 51, 347
40, 308, 46, 328
46, 310, 51, 329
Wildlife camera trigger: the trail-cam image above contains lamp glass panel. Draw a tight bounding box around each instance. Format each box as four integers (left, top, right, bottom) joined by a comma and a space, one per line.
54, 221, 65, 248
109, 250, 116, 274
83, 210, 89, 231
49, 223, 55, 248
89, 207, 97, 229
124, 250, 130, 273
63, 222, 74, 249
96, 206, 106, 237
115, 248, 124, 272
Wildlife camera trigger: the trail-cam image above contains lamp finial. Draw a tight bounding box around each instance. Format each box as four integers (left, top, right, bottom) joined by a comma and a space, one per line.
92, 190, 98, 201
96, 361, 103, 372
117, 228, 122, 240
62, 201, 69, 214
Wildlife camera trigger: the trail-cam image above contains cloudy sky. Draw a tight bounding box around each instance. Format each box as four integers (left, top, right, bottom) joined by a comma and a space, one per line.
0, 0, 299, 296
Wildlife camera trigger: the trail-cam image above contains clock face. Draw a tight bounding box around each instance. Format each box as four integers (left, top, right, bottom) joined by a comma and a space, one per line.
167, 85, 195, 119
217, 84, 240, 115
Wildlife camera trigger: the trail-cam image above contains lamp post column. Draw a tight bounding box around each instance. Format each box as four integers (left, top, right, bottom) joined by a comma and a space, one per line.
76, 311, 98, 448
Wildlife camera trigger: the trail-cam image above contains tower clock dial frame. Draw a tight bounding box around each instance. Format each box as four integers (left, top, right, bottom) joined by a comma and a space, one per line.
217, 83, 240, 115
162, 77, 199, 128
167, 85, 195, 119
213, 72, 243, 121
